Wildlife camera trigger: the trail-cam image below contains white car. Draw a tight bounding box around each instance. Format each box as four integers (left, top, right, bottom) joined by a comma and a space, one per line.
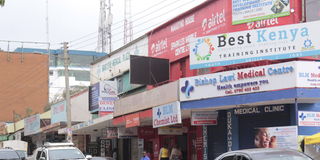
28, 142, 92, 160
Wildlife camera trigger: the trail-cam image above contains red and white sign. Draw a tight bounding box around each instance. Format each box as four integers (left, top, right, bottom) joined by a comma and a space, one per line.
102, 128, 118, 139
125, 113, 140, 128
152, 101, 182, 128
148, 0, 300, 62
191, 111, 218, 125
298, 111, 320, 126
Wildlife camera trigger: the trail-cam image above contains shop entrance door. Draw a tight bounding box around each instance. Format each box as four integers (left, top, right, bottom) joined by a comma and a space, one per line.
177, 135, 187, 160
123, 139, 131, 160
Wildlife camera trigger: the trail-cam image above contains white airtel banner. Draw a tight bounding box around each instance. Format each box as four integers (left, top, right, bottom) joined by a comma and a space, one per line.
180, 61, 320, 101
190, 20, 320, 69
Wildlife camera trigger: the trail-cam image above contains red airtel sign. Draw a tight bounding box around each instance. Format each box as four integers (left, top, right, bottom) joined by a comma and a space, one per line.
148, 0, 301, 62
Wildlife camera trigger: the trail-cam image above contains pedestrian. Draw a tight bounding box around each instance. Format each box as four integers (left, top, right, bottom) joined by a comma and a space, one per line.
170, 144, 182, 160
112, 148, 118, 160
141, 151, 150, 160
158, 144, 169, 160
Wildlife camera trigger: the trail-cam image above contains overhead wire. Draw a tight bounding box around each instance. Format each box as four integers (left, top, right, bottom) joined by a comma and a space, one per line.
68, 0, 174, 44
68, 0, 197, 49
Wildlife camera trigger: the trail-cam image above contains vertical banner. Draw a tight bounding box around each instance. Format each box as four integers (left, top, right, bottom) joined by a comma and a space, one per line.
51, 101, 67, 124
89, 81, 118, 114
89, 83, 99, 111
203, 126, 208, 160
99, 80, 118, 113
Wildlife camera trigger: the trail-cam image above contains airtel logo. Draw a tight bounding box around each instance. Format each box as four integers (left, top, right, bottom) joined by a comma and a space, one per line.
202, 9, 226, 31
151, 38, 168, 55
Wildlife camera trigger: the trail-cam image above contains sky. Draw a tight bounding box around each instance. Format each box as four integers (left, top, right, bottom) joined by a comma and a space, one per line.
0, 0, 205, 52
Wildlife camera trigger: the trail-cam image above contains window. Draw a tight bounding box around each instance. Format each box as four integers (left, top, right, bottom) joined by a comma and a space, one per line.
236, 155, 249, 160
306, 0, 320, 22
36, 150, 42, 160
40, 151, 46, 160
221, 155, 236, 160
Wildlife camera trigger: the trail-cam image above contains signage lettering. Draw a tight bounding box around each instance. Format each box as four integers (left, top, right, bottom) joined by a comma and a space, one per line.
227, 111, 232, 151
237, 68, 265, 80
202, 9, 226, 32
153, 102, 182, 128
218, 33, 252, 47
234, 105, 286, 115
257, 27, 309, 42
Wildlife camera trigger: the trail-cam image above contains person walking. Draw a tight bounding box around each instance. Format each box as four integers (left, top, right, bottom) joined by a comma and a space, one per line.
158, 144, 169, 160
141, 151, 150, 160
170, 145, 182, 160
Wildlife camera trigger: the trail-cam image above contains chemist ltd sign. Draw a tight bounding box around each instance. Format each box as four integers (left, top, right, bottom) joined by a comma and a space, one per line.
153, 101, 182, 128
190, 20, 320, 69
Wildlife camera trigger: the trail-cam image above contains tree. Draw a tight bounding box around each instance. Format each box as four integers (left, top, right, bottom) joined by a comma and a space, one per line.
0, 0, 5, 7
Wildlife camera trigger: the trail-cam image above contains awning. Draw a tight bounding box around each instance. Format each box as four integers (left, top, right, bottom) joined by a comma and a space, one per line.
41, 122, 66, 133
305, 133, 320, 145
59, 114, 113, 135
113, 109, 152, 128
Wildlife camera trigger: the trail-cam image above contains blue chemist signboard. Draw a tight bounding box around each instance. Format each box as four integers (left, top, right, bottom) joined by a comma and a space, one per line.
190, 20, 320, 69
180, 61, 320, 101
152, 101, 182, 128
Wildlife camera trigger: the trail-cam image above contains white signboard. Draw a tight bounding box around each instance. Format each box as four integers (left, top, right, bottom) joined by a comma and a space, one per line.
253, 126, 298, 149
91, 37, 148, 84
180, 61, 320, 101
296, 62, 320, 88
99, 80, 118, 112
190, 20, 320, 69
298, 111, 320, 126
118, 127, 138, 138
191, 111, 218, 125
232, 0, 290, 25
153, 101, 182, 128
158, 126, 186, 135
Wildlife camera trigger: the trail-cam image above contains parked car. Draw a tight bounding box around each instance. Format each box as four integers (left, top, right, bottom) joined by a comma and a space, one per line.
0, 148, 21, 160
215, 148, 313, 160
28, 142, 92, 160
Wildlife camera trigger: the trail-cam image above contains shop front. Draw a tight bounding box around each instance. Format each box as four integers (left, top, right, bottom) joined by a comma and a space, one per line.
179, 61, 320, 158
151, 101, 199, 160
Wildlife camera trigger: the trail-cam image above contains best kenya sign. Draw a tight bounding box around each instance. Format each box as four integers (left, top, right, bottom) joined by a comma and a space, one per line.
190, 20, 320, 69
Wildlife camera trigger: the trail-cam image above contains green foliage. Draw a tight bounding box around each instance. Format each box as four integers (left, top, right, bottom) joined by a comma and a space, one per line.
0, 0, 5, 7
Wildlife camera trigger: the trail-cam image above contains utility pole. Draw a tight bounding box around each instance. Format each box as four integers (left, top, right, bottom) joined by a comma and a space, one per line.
63, 42, 72, 142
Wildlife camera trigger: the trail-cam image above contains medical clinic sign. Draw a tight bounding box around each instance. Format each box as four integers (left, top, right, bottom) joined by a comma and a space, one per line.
153, 102, 182, 128
190, 20, 320, 69
180, 61, 320, 101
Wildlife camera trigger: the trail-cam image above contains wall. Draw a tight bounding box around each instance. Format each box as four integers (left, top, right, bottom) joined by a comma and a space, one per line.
114, 81, 179, 117
71, 90, 91, 122
91, 36, 148, 84
0, 52, 49, 122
